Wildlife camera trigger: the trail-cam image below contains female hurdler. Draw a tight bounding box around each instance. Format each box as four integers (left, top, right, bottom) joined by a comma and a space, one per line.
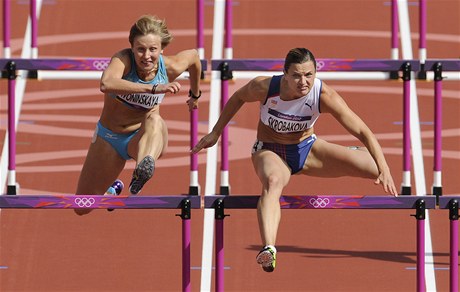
75, 15, 202, 215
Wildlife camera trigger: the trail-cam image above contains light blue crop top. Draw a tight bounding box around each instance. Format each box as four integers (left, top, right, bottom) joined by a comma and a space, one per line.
113, 52, 169, 110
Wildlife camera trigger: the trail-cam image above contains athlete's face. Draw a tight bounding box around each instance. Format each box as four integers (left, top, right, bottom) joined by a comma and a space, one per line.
131, 34, 163, 72
284, 61, 316, 97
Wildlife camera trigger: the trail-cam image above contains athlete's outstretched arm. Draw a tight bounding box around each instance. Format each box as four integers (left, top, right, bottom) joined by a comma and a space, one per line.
320, 82, 398, 196
191, 76, 269, 153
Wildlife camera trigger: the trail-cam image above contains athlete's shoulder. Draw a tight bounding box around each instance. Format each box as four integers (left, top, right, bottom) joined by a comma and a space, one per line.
163, 49, 198, 68
319, 80, 337, 96
110, 49, 133, 67
248, 76, 271, 91
112, 48, 131, 59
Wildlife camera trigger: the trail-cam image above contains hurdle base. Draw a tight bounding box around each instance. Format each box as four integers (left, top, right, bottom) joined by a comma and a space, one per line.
26, 70, 38, 79
417, 63, 427, 80
389, 71, 400, 80
220, 186, 230, 196
432, 186, 442, 196
433, 186, 442, 206
7, 185, 17, 195
188, 186, 200, 196
417, 70, 427, 80
401, 186, 411, 196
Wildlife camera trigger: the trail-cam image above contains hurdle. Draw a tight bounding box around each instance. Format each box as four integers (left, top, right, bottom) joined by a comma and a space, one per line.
438, 196, 460, 292
211, 58, 422, 196
204, 195, 438, 292
200, 14, 430, 291
2, 1, 208, 289
0, 58, 207, 196
0, 194, 201, 291
0, 57, 207, 292
212, 58, 460, 197
2, 0, 12, 58
391, 0, 460, 82
423, 60, 460, 199
206, 58, 460, 289
2, 0, 207, 59
2, 0, 207, 81
391, 0, 426, 62
390, 0, 399, 60
196, 0, 205, 60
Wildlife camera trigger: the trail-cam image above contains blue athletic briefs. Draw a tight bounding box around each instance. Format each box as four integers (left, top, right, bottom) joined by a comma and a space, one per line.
252, 134, 317, 174
95, 121, 138, 160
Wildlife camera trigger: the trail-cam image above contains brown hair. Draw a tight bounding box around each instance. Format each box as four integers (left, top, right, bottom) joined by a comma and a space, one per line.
284, 48, 317, 72
128, 15, 173, 48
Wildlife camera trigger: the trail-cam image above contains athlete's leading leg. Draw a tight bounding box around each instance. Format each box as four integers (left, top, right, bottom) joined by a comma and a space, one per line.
128, 113, 168, 194
302, 138, 379, 178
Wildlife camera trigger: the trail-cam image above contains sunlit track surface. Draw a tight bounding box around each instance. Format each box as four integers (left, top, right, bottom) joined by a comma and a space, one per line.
1, 0, 459, 291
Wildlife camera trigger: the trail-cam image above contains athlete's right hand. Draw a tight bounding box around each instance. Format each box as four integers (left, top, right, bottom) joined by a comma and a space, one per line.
374, 169, 398, 197
191, 131, 220, 154
156, 82, 181, 94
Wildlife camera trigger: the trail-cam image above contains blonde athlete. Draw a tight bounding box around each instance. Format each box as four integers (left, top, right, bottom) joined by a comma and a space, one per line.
192, 48, 397, 272
76, 15, 201, 215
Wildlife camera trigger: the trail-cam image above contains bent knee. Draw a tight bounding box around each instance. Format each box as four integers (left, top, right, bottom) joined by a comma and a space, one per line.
264, 174, 287, 191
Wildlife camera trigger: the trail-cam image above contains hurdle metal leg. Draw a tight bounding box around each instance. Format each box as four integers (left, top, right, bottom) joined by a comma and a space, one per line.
401, 62, 412, 196
214, 199, 228, 292
414, 199, 426, 292
432, 62, 443, 199
6, 61, 17, 195
449, 199, 458, 292
219, 63, 232, 196
178, 199, 192, 292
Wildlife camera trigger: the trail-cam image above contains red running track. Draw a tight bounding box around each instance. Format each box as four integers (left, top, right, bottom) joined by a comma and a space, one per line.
1, 1, 459, 291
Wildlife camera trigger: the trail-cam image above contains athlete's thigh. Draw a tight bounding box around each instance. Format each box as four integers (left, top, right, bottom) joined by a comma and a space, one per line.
129, 115, 168, 160
77, 137, 126, 195
155, 116, 168, 155
303, 138, 378, 178
252, 150, 291, 187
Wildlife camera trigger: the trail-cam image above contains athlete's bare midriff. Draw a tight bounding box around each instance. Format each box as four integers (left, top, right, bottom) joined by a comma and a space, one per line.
99, 94, 160, 133
257, 120, 315, 144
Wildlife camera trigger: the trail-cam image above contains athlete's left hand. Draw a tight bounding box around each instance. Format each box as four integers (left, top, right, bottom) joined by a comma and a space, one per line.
191, 131, 220, 154
186, 97, 199, 111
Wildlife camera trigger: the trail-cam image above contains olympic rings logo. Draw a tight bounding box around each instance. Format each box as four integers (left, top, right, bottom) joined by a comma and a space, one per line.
74, 197, 96, 208
309, 198, 330, 208
92, 60, 109, 71
316, 60, 325, 71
